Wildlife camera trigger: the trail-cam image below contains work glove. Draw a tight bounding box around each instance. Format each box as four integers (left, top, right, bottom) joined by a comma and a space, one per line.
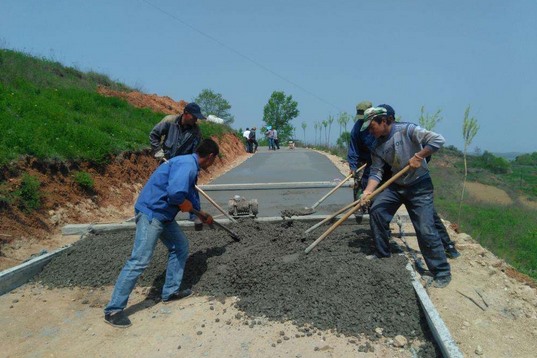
178, 199, 193, 213
199, 211, 214, 225
154, 149, 165, 160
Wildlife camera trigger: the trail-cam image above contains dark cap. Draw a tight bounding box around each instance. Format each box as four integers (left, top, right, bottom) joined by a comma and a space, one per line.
184, 102, 206, 120
377, 104, 395, 117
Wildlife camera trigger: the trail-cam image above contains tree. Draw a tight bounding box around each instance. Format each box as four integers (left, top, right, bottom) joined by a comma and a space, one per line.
314, 122, 319, 146
336, 131, 351, 149
327, 115, 334, 147
193, 89, 235, 125
337, 112, 351, 136
458, 106, 479, 225
322, 120, 328, 146
301, 122, 307, 144
263, 91, 299, 141
418, 106, 443, 130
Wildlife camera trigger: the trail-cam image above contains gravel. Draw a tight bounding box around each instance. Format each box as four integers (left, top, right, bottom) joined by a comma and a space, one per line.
34, 219, 439, 356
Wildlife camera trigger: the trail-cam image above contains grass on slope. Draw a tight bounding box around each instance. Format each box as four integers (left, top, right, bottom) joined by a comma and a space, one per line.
0, 48, 231, 166
431, 148, 537, 280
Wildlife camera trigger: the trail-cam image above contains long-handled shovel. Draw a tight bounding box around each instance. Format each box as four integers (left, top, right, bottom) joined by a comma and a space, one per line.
304, 199, 361, 234
304, 165, 411, 254
191, 208, 241, 242
303, 164, 365, 213
195, 185, 238, 223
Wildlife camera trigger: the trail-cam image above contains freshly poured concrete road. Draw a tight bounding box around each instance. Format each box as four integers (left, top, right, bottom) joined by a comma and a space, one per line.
196, 146, 353, 218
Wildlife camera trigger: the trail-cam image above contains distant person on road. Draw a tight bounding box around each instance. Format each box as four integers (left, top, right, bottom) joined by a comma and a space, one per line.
248, 127, 258, 153
273, 128, 280, 150
360, 105, 452, 288
104, 139, 219, 328
243, 128, 252, 153
150, 102, 206, 161
348, 102, 460, 259
265, 126, 275, 150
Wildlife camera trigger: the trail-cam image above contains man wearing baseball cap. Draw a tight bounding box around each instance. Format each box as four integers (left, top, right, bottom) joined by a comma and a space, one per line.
348, 102, 460, 258
150, 102, 206, 161
360, 105, 452, 288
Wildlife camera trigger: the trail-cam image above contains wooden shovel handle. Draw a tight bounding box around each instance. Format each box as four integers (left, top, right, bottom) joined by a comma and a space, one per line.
305, 165, 411, 254
310, 163, 365, 210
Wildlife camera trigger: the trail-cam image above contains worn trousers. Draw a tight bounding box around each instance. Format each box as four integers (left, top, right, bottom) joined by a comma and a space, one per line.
369, 177, 450, 278
104, 212, 189, 314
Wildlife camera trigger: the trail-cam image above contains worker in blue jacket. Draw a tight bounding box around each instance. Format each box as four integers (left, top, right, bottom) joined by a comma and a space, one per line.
104, 139, 219, 328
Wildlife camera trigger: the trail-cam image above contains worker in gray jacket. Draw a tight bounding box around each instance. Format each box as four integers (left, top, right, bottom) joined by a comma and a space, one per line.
150, 102, 205, 160
360, 105, 451, 288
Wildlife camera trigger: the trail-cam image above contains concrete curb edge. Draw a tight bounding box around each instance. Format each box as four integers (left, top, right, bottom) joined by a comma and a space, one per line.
406, 263, 463, 357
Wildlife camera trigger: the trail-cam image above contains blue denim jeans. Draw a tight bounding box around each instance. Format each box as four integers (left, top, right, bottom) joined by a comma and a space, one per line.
104, 212, 189, 314
268, 138, 275, 150
369, 177, 450, 278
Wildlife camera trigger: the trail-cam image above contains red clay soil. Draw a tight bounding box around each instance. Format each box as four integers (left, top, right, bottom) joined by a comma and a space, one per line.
0, 89, 247, 264
97, 86, 188, 115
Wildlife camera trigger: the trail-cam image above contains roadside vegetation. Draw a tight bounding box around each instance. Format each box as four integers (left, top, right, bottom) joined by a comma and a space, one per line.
431, 146, 537, 280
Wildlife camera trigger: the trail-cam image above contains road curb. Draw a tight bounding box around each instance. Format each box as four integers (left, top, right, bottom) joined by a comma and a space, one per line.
0, 246, 70, 295
406, 263, 463, 357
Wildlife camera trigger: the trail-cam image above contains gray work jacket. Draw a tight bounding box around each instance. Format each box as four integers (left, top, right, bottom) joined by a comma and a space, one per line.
149, 115, 202, 159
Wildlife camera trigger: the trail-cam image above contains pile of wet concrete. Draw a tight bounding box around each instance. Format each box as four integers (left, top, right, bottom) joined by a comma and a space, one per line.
35, 219, 438, 355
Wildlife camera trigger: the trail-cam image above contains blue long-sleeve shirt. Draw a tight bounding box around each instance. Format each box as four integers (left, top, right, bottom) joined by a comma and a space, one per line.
135, 154, 201, 222
347, 119, 376, 174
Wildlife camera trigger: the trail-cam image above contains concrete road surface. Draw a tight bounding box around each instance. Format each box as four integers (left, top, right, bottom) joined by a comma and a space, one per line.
192, 146, 354, 219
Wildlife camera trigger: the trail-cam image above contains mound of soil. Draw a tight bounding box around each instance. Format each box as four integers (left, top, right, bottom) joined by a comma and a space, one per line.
97, 86, 187, 115
34, 219, 439, 356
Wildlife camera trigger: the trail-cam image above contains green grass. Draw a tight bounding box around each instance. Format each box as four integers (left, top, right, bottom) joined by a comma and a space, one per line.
74, 171, 94, 191
16, 173, 41, 212
0, 48, 234, 166
431, 149, 537, 280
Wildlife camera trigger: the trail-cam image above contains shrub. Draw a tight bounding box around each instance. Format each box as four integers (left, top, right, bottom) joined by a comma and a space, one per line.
0, 183, 14, 208
475, 151, 511, 174
74, 171, 94, 191
16, 173, 41, 211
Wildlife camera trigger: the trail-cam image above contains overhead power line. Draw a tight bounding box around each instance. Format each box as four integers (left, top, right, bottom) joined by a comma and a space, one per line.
141, 0, 343, 112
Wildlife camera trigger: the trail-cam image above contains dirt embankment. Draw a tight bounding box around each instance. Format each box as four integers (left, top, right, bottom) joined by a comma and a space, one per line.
0, 89, 248, 270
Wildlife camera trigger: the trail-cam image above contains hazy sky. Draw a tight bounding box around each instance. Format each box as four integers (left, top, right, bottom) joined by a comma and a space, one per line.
1, 0, 536, 153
